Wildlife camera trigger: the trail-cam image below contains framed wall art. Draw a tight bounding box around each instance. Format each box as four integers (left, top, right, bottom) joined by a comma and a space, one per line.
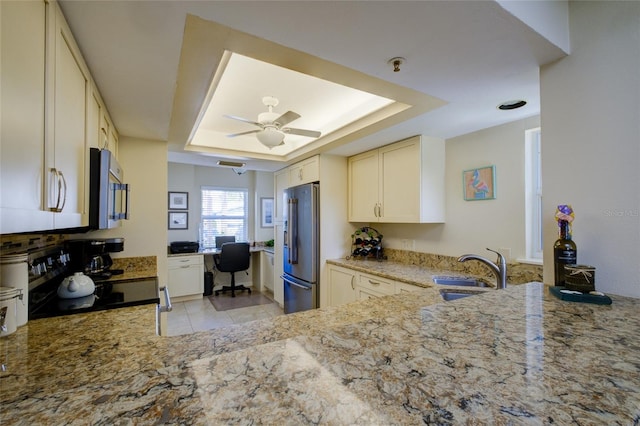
168, 192, 188, 210
261, 197, 274, 228
463, 165, 496, 201
168, 212, 188, 230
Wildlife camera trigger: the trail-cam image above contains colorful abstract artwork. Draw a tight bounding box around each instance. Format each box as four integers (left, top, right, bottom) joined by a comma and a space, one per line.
463, 166, 496, 201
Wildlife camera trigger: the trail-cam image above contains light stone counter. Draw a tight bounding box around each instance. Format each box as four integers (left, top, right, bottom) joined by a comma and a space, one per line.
1, 283, 639, 424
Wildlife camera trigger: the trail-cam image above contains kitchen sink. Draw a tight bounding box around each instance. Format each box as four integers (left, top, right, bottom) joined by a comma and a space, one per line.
439, 289, 481, 301
432, 275, 489, 287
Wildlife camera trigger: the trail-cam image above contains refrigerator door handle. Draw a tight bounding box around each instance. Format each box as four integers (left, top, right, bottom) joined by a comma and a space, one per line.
288, 198, 299, 264
281, 275, 311, 290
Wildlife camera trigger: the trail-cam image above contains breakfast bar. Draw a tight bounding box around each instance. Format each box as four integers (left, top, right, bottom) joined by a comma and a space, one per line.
1, 282, 639, 424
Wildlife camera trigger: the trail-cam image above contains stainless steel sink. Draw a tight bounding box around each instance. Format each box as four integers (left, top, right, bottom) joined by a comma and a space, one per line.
439, 289, 481, 301
432, 275, 489, 287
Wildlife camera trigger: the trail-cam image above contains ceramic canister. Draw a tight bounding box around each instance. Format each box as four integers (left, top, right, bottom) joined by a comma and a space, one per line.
0, 253, 28, 327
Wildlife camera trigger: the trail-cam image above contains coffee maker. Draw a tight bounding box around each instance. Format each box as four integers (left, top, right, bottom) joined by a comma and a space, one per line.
65, 238, 124, 280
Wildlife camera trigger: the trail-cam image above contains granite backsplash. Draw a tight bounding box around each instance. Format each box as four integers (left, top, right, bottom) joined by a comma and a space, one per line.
381, 248, 542, 284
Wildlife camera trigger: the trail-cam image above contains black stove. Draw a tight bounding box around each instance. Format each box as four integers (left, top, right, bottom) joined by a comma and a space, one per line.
27, 246, 159, 320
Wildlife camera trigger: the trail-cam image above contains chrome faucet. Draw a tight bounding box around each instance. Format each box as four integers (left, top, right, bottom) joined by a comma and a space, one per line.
457, 248, 507, 289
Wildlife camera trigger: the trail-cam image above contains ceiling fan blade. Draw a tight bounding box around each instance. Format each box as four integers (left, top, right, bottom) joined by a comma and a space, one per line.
282, 127, 321, 138
223, 114, 263, 128
274, 111, 301, 127
227, 130, 260, 138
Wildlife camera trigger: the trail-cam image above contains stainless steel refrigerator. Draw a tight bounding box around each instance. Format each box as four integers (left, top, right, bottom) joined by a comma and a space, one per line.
282, 182, 319, 314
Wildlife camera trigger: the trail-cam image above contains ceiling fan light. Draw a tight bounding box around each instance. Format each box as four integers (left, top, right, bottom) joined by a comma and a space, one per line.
256, 128, 285, 148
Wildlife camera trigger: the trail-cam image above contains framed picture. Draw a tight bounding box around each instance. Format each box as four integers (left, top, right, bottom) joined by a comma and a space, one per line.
168, 192, 188, 210
168, 212, 188, 230
260, 197, 274, 228
463, 165, 496, 201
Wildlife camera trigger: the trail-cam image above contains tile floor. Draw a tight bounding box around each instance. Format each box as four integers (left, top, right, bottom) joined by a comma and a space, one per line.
166, 290, 284, 336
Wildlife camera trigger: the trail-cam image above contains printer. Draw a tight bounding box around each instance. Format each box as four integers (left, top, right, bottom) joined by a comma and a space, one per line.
169, 241, 200, 254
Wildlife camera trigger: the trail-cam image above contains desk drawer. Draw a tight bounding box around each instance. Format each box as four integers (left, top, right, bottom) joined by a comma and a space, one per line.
168, 255, 203, 268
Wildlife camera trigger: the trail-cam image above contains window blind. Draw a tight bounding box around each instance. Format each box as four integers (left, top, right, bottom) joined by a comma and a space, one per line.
200, 187, 248, 248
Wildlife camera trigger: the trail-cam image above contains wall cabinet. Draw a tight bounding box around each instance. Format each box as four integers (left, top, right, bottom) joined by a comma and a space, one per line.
46, 1, 90, 229
0, 0, 52, 233
327, 264, 357, 307
0, 0, 118, 234
168, 255, 204, 299
348, 135, 445, 223
288, 156, 320, 187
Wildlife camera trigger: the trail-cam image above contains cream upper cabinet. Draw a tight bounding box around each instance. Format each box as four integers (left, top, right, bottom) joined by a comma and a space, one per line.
348, 135, 445, 223
45, 0, 91, 229
0, 0, 52, 234
288, 155, 320, 187
1, 0, 117, 234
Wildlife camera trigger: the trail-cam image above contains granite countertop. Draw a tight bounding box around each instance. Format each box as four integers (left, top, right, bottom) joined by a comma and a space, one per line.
1, 283, 639, 424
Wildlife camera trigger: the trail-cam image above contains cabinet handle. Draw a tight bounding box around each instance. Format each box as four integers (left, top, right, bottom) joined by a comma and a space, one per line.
298, 169, 303, 181
368, 279, 381, 286
373, 204, 378, 217
377, 203, 382, 218
351, 275, 355, 290
180, 265, 190, 269
49, 168, 67, 212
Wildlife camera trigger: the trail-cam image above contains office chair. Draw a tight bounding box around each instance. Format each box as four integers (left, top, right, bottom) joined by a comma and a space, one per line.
213, 242, 251, 297
215, 235, 235, 248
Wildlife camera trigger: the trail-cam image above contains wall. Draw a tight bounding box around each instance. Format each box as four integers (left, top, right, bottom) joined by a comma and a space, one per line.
540, 1, 640, 297
167, 163, 275, 244
376, 116, 540, 262
91, 137, 169, 287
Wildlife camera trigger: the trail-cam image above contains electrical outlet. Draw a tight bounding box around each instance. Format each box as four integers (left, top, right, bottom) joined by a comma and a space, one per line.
400, 239, 415, 250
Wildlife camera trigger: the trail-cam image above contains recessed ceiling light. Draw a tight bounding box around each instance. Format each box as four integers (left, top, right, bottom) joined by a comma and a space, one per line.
498, 100, 527, 110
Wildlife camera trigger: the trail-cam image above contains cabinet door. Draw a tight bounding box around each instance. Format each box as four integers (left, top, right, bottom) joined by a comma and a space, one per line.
0, 0, 52, 233
289, 156, 320, 186
261, 251, 275, 292
327, 265, 356, 307
379, 138, 420, 222
47, 3, 89, 229
168, 256, 204, 298
347, 150, 379, 222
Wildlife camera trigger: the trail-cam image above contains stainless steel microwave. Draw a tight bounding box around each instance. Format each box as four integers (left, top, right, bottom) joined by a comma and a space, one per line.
89, 148, 130, 229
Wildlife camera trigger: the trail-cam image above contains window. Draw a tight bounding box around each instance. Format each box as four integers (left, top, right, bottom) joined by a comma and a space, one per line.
200, 187, 248, 248
524, 128, 542, 261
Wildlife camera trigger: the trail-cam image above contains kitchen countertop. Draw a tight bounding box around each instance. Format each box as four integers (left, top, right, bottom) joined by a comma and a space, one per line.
1, 283, 639, 424
168, 246, 270, 257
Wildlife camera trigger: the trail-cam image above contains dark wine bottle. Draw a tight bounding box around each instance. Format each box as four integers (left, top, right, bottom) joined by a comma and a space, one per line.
553, 220, 577, 286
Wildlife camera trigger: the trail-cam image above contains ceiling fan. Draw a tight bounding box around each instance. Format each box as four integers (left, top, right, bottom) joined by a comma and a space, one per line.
224, 96, 321, 148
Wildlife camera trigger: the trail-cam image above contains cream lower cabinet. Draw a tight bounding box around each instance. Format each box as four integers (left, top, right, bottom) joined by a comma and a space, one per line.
327, 264, 357, 307
327, 264, 426, 305
355, 272, 396, 300
168, 255, 204, 299
261, 251, 275, 292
